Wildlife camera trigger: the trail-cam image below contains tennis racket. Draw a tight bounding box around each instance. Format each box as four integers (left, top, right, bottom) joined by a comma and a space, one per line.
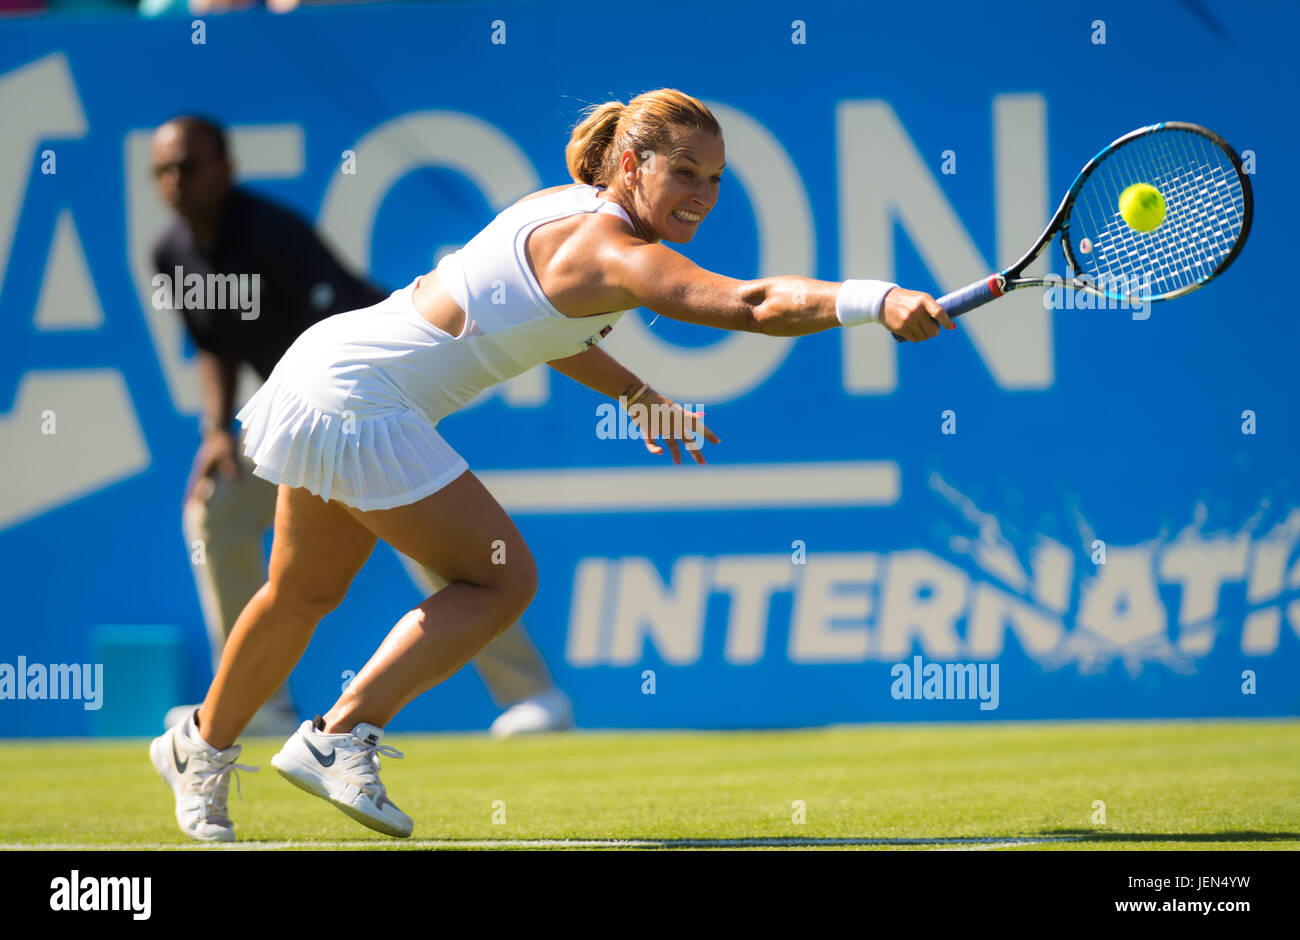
893, 121, 1253, 341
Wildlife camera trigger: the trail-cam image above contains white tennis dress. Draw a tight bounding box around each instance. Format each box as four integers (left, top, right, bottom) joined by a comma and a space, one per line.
235, 183, 634, 510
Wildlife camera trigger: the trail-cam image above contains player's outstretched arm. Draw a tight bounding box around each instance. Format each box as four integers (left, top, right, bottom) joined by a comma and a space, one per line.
546, 345, 719, 466
597, 236, 954, 341
546, 344, 643, 401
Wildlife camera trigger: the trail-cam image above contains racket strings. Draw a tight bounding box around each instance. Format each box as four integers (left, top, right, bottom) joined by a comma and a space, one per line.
1069, 128, 1246, 300
1094, 142, 1236, 294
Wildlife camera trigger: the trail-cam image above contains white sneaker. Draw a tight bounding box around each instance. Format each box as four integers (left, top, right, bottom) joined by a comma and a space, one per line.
150, 710, 258, 843
489, 688, 575, 738
164, 703, 200, 732
270, 718, 412, 838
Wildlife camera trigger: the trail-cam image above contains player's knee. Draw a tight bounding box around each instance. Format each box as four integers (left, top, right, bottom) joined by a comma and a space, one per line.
496, 546, 538, 622
513, 559, 539, 616
267, 576, 350, 621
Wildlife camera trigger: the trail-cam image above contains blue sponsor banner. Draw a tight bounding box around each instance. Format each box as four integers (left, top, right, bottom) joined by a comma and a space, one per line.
0, 0, 1297, 735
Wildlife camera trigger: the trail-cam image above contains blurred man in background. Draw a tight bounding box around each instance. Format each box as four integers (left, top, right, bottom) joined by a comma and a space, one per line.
150, 114, 573, 736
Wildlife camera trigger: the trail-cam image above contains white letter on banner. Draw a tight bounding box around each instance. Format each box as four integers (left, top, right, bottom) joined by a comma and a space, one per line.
1159, 536, 1248, 629
965, 582, 1064, 660
0, 55, 150, 530
1077, 547, 1166, 648
607, 557, 710, 665
711, 556, 794, 665
876, 550, 967, 660
567, 557, 610, 666
788, 554, 875, 663
837, 94, 1050, 393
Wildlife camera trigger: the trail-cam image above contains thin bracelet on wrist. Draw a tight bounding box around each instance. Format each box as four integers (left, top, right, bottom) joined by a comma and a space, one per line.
625, 382, 650, 406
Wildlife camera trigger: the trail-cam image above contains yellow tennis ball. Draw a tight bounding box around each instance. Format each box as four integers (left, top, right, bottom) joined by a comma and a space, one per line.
1119, 183, 1166, 232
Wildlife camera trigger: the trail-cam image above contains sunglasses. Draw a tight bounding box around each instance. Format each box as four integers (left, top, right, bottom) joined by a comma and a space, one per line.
151, 157, 209, 179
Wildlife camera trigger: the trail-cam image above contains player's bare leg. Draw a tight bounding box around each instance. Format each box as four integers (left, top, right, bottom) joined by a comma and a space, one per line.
322, 469, 538, 732
154, 484, 376, 840
197, 485, 378, 750
268, 469, 535, 837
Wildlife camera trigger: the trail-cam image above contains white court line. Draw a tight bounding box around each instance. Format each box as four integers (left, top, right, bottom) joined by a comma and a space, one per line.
932, 840, 1070, 851
475, 462, 900, 513
0, 836, 1082, 851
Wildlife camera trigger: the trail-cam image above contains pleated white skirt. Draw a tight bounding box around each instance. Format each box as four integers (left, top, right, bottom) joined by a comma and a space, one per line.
234, 291, 470, 512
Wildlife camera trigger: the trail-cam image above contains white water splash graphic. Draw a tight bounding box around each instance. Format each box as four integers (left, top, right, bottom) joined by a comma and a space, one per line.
929, 473, 1300, 676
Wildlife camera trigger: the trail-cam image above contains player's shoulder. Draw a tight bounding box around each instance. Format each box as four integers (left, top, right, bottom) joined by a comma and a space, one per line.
510, 182, 588, 207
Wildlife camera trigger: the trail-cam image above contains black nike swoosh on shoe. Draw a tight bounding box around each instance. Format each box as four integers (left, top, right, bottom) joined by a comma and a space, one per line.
172, 736, 189, 774
302, 736, 336, 767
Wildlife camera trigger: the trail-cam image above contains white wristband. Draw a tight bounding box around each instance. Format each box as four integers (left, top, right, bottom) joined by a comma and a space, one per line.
835, 279, 897, 327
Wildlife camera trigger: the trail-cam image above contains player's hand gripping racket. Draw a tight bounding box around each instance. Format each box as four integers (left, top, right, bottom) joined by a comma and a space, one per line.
892, 121, 1253, 341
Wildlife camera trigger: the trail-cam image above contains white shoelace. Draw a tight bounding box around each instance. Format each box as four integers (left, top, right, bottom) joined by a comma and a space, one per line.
339, 737, 404, 801
193, 754, 259, 823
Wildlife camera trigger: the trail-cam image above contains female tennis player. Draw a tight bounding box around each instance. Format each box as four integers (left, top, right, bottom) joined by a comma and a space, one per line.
151, 88, 954, 842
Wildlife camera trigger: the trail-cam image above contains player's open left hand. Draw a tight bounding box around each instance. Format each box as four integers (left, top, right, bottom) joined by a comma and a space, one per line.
880, 287, 956, 342
630, 391, 720, 466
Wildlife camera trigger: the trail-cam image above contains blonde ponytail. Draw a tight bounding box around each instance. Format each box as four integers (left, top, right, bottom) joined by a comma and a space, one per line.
565, 101, 625, 186
565, 89, 721, 188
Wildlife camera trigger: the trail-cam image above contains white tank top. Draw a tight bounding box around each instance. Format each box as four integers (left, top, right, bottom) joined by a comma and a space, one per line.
294, 184, 637, 426
436, 182, 634, 369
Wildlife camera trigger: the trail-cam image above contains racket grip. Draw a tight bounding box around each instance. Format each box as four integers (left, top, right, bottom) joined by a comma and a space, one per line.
890, 275, 1002, 343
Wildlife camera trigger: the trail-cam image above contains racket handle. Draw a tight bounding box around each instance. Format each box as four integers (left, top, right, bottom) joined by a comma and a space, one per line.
890, 275, 1003, 343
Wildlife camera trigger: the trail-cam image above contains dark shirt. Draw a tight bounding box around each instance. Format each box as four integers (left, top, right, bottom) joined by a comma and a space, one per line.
151, 186, 389, 380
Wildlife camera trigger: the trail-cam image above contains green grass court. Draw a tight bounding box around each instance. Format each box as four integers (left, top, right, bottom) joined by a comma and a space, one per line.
3, 720, 1297, 850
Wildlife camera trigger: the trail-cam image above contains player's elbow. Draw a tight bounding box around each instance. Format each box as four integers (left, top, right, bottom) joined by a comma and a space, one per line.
749, 307, 787, 335
739, 281, 787, 335
745, 281, 810, 336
